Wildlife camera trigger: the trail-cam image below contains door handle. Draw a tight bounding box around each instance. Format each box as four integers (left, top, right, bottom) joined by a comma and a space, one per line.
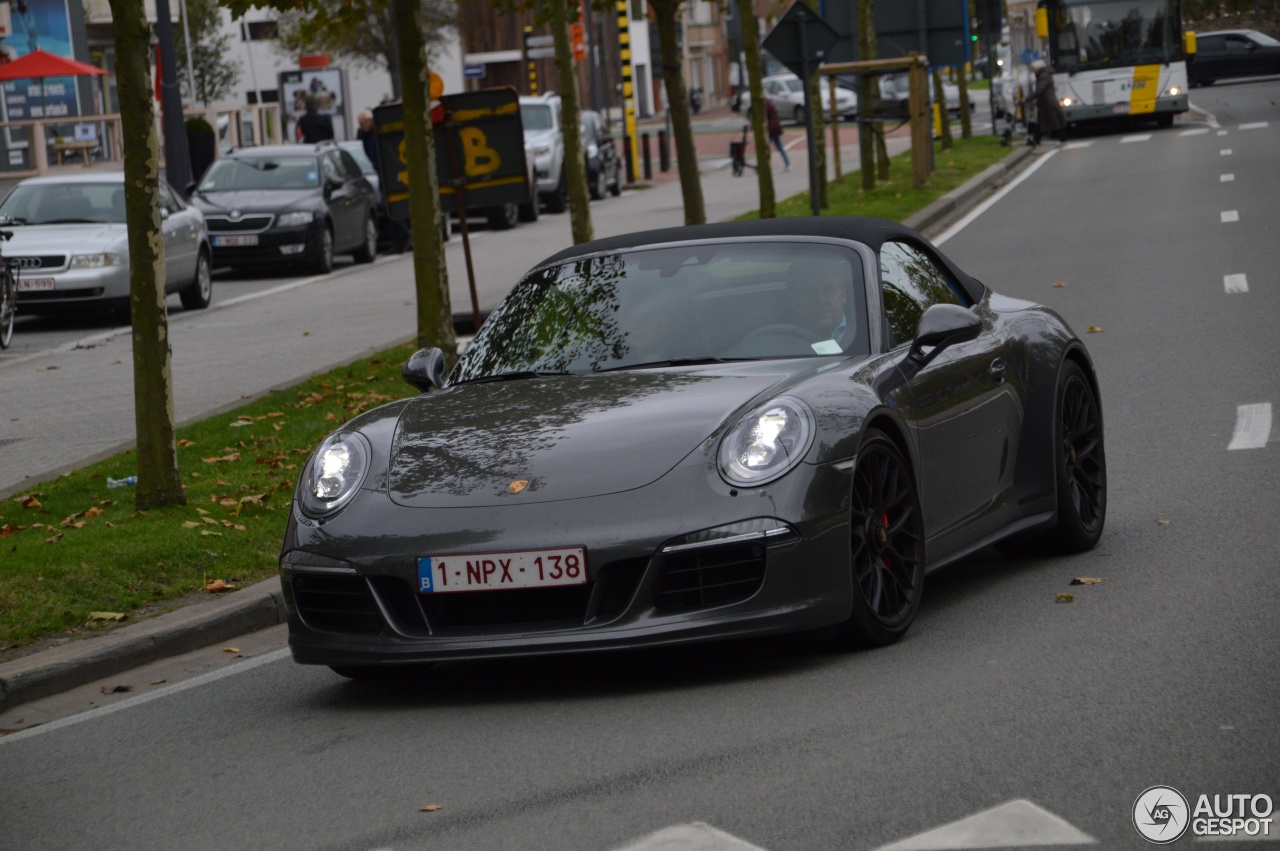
988, 358, 1007, 384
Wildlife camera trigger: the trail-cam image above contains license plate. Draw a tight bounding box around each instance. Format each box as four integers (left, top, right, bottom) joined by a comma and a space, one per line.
214, 235, 259, 247
417, 547, 587, 593
17, 278, 55, 292
1112, 104, 1130, 114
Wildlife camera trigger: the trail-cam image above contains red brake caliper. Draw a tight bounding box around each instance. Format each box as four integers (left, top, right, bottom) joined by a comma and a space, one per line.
881, 513, 892, 567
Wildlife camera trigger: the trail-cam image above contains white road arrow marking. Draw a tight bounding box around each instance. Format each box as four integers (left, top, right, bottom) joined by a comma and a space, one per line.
1221, 210, 1239, 223
1224, 274, 1248, 294
1228, 403, 1272, 451
873, 799, 1097, 850
611, 822, 767, 851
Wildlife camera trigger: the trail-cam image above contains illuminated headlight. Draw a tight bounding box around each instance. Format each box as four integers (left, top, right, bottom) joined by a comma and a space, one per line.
996, 59, 1005, 67
1060, 97, 1074, 107
586, 142, 599, 158
1167, 86, 1182, 96
69, 253, 120, 269
275, 211, 314, 228
301, 432, 370, 516
718, 397, 815, 487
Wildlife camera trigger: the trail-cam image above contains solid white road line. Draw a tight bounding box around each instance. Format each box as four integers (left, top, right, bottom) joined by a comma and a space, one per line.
0, 648, 292, 746
1221, 173, 1235, 182
1228, 404, 1272, 451
1224, 274, 1248, 294
1064, 141, 1095, 149
933, 149, 1061, 247
1121, 134, 1152, 143
1239, 121, 1269, 130
1221, 210, 1239, 223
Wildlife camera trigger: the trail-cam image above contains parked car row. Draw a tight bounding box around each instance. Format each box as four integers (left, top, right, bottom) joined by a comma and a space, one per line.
0, 105, 625, 324
734, 70, 975, 123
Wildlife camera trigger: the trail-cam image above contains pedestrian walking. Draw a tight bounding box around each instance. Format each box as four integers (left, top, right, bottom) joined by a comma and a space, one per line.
765, 99, 790, 171
1027, 59, 1065, 147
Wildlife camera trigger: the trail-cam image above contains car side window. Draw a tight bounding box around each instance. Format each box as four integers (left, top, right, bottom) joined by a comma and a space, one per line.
879, 241, 970, 348
157, 183, 183, 214
1198, 35, 1225, 52
336, 150, 362, 180
321, 153, 343, 184
1225, 35, 1250, 53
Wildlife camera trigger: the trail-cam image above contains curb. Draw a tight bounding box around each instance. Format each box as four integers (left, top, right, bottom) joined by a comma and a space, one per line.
0, 138, 1041, 715
904, 143, 1039, 236
0, 576, 286, 712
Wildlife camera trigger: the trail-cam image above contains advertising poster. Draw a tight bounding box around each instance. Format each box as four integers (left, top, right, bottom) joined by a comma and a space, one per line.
0, 0, 83, 122
279, 68, 349, 143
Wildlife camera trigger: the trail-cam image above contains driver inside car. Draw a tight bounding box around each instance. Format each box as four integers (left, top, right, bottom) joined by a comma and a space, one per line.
790, 260, 855, 352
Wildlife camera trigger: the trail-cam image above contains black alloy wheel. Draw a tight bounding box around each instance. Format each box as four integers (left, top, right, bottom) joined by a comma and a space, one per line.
839, 429, 925, 647
486, 202, 519, 230
1046, 360, 1106, 552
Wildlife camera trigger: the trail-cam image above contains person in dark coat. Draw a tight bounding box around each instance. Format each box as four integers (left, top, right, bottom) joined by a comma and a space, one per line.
765, 99, 790, 171
297, 96, 335, 144
1028, 59, 1065, 146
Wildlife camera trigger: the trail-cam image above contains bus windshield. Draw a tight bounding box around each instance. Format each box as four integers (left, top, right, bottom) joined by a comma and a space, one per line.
1047, 0, 1183, 72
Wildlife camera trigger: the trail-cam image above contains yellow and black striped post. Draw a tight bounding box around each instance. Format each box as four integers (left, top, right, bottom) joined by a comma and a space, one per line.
616, 0, 639, 182
524, 25, 538, 95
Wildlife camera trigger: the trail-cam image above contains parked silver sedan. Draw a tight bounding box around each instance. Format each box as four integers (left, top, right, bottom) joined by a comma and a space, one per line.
0, 173, 212, 321
740, 73, 859, 124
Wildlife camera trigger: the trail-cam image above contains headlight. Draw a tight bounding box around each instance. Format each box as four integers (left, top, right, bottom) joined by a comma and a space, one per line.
301, 432, 370, 516
1167, 86, 1182, 96
69, 253, 120, 269
586, 143, 598, 158
276, 211, 314, 228
533, 144, 553, 158
718, 397, 815, 487
1060, 97, 1074, 107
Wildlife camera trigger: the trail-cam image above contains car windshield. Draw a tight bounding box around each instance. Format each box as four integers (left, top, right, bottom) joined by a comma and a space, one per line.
339, 144, 376, 175
451, 242, 868, 383
781, 77, 804, 92
1049, 0, 1182, 71
521, 104, 554, 131
1247, 30, 1280, 46
198, 156, 320, 191
0, 182, 127, 224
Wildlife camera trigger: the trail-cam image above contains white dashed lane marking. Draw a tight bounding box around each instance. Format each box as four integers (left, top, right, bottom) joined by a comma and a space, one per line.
1224, 274, 1248, 294
1180, 127, 1210, 136
1240, 121, 1269, 130
1217, 129, 1229, 135
1228, 404, 1272, 451
1221, 148, 1232, 155
1121, 134, 1152, 143
1221, 210, 1239, 223
1221, 173, 1234, 182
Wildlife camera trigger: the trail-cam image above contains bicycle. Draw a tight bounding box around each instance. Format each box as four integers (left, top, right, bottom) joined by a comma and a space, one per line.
729, 125, 756, 177
0, 229, 16, 350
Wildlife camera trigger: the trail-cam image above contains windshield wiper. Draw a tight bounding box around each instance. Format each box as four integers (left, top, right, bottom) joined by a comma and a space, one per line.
598, 357, 734, 372
39, 218, 97, 225
454, 370, 573, 385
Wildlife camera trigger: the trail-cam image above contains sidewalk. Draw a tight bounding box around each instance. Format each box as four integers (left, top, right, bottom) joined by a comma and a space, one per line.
0, 123, 1040, 714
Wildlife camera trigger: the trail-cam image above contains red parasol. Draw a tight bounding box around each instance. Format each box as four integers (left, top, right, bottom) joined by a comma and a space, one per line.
0, 49, 110, 81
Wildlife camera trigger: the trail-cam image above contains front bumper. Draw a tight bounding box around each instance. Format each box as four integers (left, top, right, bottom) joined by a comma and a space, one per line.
208, 222, 320, 267
282, 460, 856, 667
14, 263, 131, 307
1063, 94, 1188, 124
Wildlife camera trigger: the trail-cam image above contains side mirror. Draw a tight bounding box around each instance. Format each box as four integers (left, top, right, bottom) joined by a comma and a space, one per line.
402, 347, 448, 392
908, 303, 981, 367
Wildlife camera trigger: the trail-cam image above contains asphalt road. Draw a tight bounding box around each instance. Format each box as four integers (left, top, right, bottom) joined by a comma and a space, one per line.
1, 85, 1277, 851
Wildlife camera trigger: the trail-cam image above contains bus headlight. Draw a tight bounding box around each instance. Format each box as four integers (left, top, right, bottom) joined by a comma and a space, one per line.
1167, 86, 1182, 96
1059, 97, 1074, 107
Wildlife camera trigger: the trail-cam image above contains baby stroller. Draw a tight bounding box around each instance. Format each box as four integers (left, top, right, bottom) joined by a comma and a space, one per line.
729, 125, 754, 176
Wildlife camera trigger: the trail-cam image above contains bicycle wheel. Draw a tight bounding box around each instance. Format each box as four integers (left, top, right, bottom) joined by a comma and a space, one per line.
0, 267, 15, 350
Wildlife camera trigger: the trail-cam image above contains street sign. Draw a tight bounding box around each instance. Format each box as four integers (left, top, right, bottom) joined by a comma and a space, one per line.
822, 0, 971, 68
464, 63, 486, 80
524, 33, 556, 60
761, 2, 840, 81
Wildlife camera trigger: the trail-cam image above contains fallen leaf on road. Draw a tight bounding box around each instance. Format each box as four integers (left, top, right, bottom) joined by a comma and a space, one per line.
1070, 577, 1104, 586
223, 647, 240, 654
205, 579, 234, 592
1052, 282, 1069, 288
1087, 326, 1103, 333
1157, 519, 1170, 525
100, 684, 132, 695
149, 679, 167, 686
419, 804, 445, 812
88, 612, 127, 621
1055, 593, 1075, 603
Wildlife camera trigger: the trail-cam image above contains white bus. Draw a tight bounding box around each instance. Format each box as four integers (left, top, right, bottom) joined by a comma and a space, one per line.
1036, 0, 1191, 129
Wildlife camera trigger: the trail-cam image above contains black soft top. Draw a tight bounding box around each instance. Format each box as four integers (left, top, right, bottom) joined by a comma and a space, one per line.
537, 216, 986, 304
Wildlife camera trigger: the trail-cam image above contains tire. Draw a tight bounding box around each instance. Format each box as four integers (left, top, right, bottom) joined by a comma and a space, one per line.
793, 105, 806, 126
544, 171, 569, 213
836, 430, 926, 648
1042, 360, 1107, 552
312, 225, 334, 274
352, 215, 378, 264
589, 166, 606, 200
179, 250, 212, 311
0, 268, 15, 350
486, 202, 519, 230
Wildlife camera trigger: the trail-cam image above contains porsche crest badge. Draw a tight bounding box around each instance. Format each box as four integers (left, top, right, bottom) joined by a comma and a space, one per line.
507, 480, 530, 494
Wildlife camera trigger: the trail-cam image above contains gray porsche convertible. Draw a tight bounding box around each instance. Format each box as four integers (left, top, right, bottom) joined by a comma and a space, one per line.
281, 218, 1106, 678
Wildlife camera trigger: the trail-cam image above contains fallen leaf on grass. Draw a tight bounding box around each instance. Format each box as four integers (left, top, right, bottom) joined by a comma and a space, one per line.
20, 494, 42, 509
181, 520, 202, 529
88, 611, 127, 621
205, 579, 234, 592
1055, 593, 1075, 604
229, 419, 255, 428
419, 804, 445, 813
239, 494, 266, 507
84, 506, 103, 517
44, 533, 64, 543
178, 439, 197, 447
100, 684, 132, 695
201, 453, 242, 464
1087, 326, 1103, 333
200, 530, 223, 537
201, 516, 220, 526
0, 524, 15, 537
1070, 577, 1104, 586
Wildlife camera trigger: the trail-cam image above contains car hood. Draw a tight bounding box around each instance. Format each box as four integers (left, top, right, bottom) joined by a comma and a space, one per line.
3, 223, 127, 255
523, 129, 558, 148
192, 189, 318, 213
385, 367, 797, 508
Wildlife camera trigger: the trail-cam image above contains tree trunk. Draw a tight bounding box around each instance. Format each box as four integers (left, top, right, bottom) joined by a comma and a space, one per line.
957, 67, 972, 138
857, 0, 875, 192
393, 0, 455, 357
653, 0, 705, 225
933, 66, 953, 151
736, 0, 775, 218
800, 0, 827, 209
109, 0, 185, 511
549, 0, 593, 244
